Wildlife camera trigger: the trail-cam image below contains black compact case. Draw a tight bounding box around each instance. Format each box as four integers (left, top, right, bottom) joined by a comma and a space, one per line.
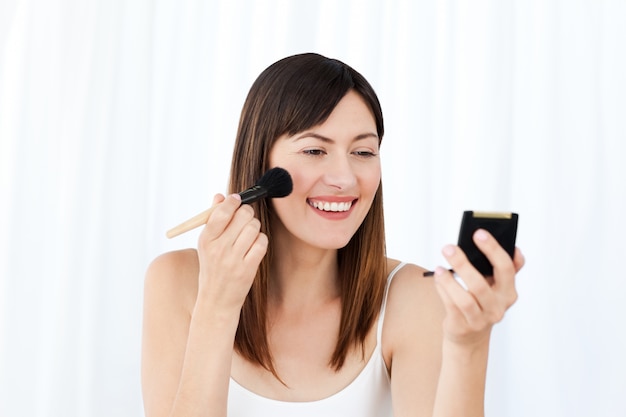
457, 211, 519, 276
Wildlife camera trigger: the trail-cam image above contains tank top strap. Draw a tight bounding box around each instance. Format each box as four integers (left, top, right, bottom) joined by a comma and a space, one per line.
376, 262, 407, 343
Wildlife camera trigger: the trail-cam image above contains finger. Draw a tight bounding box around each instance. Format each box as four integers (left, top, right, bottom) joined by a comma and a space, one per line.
231, 215, 262, 255
439, 232, 521, 331
211, 193, 226, 207
441, 245, 497, 310
244, 232, 268, 266
513, 247, 525, 272
217, 204, 257, 249
433, 270, 468, 325
199, 194, 242, 242
472, 229, 516, 292
434, 268, 485, 329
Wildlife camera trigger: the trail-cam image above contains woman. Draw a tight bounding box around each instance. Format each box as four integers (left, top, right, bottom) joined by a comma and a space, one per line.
141, 53, 524, 417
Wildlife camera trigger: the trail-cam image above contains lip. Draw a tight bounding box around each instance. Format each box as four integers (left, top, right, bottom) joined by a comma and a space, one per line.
307, 196, 358, 220
308, 195, 357, 203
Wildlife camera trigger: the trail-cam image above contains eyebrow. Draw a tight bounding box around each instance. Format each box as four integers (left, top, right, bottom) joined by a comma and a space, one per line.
293, 132, 379, 143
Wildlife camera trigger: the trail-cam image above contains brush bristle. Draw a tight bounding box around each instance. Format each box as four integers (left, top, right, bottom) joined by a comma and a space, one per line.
255, 167, 293, 198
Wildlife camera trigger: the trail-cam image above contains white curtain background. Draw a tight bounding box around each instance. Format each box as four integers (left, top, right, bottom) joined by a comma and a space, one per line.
1, 0, 625, 416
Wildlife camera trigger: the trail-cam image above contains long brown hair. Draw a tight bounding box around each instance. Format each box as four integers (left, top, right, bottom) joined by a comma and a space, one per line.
229, 53, 386, 378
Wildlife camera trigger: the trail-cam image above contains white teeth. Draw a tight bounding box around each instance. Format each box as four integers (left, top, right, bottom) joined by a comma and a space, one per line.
311, 200, 352, 212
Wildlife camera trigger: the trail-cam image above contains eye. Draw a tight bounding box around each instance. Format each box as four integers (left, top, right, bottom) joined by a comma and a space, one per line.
352, 150, 378, 158
303, 149, 326, 156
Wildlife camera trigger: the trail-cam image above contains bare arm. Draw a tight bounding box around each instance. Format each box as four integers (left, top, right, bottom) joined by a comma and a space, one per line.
141, 194, 268, 417
141, 250, 241, 417
388, 229, 524, 417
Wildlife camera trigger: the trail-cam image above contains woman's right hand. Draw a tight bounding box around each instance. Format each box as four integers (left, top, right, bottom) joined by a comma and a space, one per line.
196, 193, 268, 313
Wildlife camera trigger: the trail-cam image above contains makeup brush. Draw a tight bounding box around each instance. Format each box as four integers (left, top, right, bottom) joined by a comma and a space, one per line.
166, 167, 293, 239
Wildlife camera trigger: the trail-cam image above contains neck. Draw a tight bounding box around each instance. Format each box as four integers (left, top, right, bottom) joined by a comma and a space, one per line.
269, 237, 341, 311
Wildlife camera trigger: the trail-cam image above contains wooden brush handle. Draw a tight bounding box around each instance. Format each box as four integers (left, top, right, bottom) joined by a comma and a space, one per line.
166, 206, 216, 239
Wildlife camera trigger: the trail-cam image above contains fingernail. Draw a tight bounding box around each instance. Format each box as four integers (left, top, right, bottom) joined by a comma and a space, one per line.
442, 245, 455, 256
231, 193, 242, 201
434, 266, 446, 276
475, 229, 488, 241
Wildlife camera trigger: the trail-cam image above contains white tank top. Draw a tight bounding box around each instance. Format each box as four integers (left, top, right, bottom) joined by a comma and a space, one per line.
227, 262, 406, 417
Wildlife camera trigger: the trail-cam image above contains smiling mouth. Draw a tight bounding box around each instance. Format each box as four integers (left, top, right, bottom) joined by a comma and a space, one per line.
308, 199, 354, 212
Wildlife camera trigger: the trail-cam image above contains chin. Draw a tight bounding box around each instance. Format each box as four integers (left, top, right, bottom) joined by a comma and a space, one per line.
314, 234, 354, 250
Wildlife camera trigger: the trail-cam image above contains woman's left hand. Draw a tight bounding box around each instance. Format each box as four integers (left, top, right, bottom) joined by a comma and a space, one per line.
433, 228, 525, 347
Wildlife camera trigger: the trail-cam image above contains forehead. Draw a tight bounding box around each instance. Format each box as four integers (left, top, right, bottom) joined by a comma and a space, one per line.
322, 91, 376, 129
287, 91, 378, 142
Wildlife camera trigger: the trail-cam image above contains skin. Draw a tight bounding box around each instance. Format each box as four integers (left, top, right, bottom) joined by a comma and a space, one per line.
141, 91, 525, 417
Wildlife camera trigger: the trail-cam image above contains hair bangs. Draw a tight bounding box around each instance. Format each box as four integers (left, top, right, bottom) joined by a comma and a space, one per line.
277, 59, 355, 137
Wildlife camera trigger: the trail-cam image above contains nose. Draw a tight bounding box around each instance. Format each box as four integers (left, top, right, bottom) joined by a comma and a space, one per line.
323, 155, 357, 190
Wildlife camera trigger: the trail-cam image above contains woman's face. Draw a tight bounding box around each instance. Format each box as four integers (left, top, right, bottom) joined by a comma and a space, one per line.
268, 90, 381, 250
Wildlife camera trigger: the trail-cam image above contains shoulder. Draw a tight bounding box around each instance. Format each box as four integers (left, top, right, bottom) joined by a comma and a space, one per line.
384, 258, 441, 313
147, 247, 199, 274
382, 258, 446, 361
144, 248, 200, 315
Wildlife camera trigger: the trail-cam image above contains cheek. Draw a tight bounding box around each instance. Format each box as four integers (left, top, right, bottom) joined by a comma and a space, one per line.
360, 166, 382, 195
269, 170, 310, 212
274, 162, 317, 196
